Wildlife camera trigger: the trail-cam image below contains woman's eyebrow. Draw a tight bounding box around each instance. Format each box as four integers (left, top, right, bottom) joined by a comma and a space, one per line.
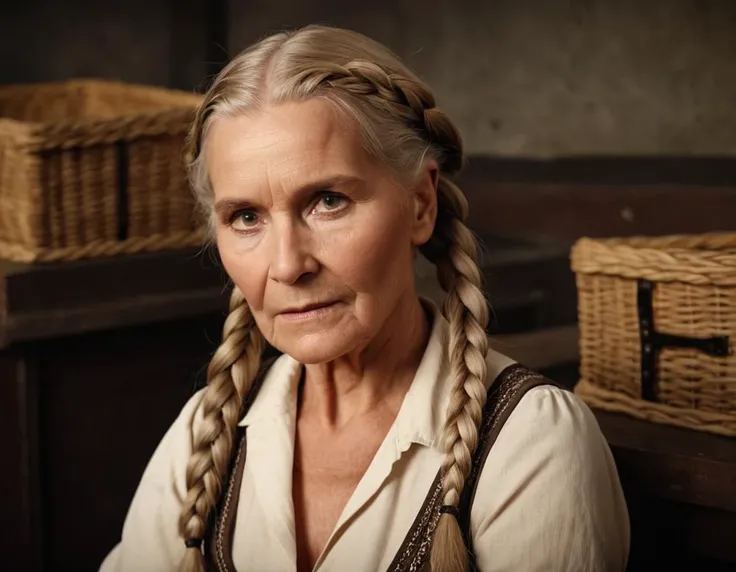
214, 198, 256, 217
214, 174, 365, 215
289, 174, 365, 198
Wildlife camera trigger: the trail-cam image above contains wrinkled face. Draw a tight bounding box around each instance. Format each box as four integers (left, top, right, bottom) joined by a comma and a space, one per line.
206, 98, 436, 364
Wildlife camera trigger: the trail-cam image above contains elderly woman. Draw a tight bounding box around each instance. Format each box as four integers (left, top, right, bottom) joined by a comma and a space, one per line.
101, 25, 629, 572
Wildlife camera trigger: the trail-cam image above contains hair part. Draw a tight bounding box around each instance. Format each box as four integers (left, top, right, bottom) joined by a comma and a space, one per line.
181, 24, 489, 572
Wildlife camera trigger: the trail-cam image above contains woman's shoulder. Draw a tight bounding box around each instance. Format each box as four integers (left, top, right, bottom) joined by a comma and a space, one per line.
479, 365, 609, 486
503, 381, 596, 442
477, 350, 624, 514
479, 347, 613, 492
470, 352, 630, 570
483, 348, 573, 414
483, 347, 599, 449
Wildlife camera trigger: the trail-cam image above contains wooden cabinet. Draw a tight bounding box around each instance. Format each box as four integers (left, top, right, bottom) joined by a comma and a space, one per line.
0, 250, 229, 571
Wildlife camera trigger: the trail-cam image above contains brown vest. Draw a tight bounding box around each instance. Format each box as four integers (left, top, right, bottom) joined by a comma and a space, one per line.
204, 361, 558, 572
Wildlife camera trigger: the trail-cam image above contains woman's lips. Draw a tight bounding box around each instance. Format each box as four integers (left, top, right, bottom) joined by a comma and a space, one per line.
278, 301, 340, 322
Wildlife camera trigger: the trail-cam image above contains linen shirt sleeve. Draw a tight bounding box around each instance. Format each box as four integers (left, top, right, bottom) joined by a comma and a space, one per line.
99, 390, 206, 572
471, 386, 630, 572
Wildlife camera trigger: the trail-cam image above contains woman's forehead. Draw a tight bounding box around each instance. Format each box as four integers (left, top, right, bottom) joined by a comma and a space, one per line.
206, 99, 371, 197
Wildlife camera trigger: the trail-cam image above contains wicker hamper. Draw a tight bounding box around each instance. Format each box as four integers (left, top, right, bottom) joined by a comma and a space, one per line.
571, 232, 736, 437
0, 79, 206, 263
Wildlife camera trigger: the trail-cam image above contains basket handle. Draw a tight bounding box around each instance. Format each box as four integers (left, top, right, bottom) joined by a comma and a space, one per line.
637, 279, 731, 401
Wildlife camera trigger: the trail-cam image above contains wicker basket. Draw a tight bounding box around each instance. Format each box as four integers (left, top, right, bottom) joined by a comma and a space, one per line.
571, 232, 736, 437
0, 79, 206, 263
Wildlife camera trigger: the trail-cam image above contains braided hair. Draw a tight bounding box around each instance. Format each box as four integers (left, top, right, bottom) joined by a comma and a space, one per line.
184, 25, 488, 572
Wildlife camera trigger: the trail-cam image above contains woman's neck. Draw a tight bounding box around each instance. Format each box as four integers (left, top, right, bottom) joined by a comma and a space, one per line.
298, 295, 431, 430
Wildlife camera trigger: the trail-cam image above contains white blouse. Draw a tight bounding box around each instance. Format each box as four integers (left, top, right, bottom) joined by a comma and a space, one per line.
100, 304, 630, 572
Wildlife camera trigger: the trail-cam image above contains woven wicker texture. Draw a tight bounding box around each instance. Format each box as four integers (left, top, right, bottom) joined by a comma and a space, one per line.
0, 79, 205, 263
571, 232, 736, 437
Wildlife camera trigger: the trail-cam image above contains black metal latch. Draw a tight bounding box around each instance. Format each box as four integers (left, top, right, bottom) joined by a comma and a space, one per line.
637, 279, 731, 402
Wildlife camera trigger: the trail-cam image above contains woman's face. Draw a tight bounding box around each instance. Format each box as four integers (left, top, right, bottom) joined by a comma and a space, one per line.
206, 98, 437, 364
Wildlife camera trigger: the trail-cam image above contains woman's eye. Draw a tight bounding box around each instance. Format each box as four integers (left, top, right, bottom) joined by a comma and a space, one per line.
313, 193, 348, 214
231, 210, 260, 230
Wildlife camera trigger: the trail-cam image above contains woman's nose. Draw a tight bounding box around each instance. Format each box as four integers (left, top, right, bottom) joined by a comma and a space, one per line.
267, 219, 319, 284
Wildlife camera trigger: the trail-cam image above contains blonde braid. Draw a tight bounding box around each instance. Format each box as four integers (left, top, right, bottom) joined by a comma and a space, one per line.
425, 177, 489, 572
178, 287, 264, 571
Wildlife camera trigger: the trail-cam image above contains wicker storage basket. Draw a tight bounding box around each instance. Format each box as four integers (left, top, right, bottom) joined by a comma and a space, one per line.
571, 232, 735, 437
0, 79, 206, 263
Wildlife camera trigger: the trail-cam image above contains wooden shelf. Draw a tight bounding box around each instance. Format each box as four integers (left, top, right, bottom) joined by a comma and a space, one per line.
0, 248, 229, 347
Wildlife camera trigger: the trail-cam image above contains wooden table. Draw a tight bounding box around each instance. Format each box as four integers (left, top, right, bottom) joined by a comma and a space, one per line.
595, 410, 736, 570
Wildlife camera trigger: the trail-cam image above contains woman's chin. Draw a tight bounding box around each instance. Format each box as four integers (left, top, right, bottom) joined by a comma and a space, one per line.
274, 332, 356, 365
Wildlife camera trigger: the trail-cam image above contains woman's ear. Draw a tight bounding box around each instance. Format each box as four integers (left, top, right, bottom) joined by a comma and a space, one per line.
410, 160, 439, 247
